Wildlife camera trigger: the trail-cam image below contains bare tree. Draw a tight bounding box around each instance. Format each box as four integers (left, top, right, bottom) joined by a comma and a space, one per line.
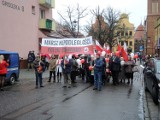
89, 6, 106, 46
88, 6, 125, 51
57, 4, 88, 38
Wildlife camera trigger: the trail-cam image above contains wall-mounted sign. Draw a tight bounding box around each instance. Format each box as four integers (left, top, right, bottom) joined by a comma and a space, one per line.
139, 45, 144, 51
1, 0, 24, 12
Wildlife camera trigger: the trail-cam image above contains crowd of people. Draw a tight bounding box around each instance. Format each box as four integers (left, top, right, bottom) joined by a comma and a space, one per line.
31, 51, 140, 91
0, 50, 152, 92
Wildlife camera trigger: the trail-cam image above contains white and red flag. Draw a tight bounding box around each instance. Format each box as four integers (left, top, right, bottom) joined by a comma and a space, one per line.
103, 44, 111, 54
95, 40, 103, 52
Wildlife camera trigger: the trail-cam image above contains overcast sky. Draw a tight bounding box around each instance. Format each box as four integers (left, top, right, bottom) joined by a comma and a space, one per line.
52, 0, 147, 29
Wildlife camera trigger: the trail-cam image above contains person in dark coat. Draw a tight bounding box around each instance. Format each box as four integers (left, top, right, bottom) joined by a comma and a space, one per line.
93, 53, 104, 91
27, 51, 34, 70
33, 55, 45, 88
61, 55, 72, 88
109, 52, 121, 85
83, 55, 90, 83
70, 55, 78, 83
101, 55, 106, 85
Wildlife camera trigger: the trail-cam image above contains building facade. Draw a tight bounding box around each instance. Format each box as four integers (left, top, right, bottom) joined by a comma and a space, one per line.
0, 0, 55, 61
134, 24, 145, 55
146, 0, 160, 55
117, 13, 135, 53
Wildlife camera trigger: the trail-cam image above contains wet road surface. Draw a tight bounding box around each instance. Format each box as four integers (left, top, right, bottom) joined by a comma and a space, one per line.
0, 69, 144, 120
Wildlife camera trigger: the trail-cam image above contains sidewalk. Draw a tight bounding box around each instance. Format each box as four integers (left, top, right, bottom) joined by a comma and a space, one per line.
19, 69, 49, 80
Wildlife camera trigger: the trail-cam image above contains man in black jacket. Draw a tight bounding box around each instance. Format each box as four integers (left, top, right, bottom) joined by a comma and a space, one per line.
109, 52, 121, 85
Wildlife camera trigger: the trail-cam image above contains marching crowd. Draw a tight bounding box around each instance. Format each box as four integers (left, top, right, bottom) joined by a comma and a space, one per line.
27, 50, 140, 91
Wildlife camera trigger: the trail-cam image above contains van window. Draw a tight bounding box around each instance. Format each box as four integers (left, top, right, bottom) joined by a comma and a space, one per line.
0, 54, 10, 64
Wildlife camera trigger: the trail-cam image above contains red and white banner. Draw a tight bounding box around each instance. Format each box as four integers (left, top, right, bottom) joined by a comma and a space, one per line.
41, 36, 94, 55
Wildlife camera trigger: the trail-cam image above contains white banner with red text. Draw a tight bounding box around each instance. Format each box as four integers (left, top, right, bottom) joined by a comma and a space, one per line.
41, 36, 94, 55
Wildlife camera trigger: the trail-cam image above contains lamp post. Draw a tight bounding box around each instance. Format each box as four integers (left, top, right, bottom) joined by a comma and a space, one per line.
72, 20, 77, 38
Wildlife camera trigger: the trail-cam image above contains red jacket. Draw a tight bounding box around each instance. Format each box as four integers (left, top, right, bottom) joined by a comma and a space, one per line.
0, 60, 9, 74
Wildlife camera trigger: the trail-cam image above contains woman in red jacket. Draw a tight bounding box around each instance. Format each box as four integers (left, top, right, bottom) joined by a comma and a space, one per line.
0, 55, 9, 91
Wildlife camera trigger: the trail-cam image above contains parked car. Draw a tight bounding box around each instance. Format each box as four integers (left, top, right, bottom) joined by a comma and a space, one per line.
143, 58, 160, 104
0, 50, 20, 85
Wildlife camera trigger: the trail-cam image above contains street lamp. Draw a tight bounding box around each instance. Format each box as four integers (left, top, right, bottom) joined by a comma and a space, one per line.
72, 19, 78, 38
72, 20, 77, 31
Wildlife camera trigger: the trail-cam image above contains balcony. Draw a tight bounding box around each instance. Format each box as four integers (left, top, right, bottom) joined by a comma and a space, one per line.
39, 0, 55, 8
39, 19, 56, 31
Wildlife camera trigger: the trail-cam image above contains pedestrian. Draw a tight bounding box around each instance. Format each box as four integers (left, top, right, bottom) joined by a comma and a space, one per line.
101, 55, 107, 85
0, 55, 9, 91
70, 54, 78, 83
82, 55, 90, 83
31, 51, 35, 62
61, 55, 72, 88
93, 52, 104, 91
45, 55, 49, 70
48, 55, 57, 83
109, 52, 121, 85
33, 55, 45, 88
119, 57, 126, 83
27, 51, 34, 70
56, 56, 62, 83
124, 56, 135, 84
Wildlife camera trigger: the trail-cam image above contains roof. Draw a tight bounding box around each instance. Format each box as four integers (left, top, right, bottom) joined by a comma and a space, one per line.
134, 24, 145, 40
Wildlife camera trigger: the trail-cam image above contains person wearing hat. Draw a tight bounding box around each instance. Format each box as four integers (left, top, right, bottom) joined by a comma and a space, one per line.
93, 52, 104, 91
48, 55, 57, 83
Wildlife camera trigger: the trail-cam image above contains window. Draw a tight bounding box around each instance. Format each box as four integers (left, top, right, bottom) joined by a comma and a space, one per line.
46, 0, 51, 4
152, 2, 158, 14
121, 41, 124, 46
129, 31, 132, 36
32, 6, 35, 15
121, 31, 124, 36
130, 41, 132, 46
126, 41, 128, 46
40, 9, 45, 19
156, 61, 160, 73
125, 31, 128, 36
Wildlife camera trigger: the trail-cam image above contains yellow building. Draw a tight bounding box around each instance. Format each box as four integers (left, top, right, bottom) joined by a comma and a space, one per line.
113, 14, 135, 53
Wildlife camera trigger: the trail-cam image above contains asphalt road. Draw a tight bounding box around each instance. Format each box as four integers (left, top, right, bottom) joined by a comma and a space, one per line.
0, 68, 145, 120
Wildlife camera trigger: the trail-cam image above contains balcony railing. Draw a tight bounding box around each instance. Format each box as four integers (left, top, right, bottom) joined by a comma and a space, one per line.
39, 0, 55, 8
39, 19, 56, 31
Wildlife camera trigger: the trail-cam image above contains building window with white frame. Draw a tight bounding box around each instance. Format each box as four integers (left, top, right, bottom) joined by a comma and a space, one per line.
40, 9, 45, 19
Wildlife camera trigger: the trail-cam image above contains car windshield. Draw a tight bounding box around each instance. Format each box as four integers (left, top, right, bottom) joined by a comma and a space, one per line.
156, 61, 160, 73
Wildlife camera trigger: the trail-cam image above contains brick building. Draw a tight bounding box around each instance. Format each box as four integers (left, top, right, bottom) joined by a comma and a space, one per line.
146, 0, 160, 55
134, 24, 145, 55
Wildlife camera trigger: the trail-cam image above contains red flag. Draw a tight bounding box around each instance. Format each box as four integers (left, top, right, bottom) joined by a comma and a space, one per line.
95, 40, 103, 52
121, 47, 128, 61
117, 44, 121, 52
